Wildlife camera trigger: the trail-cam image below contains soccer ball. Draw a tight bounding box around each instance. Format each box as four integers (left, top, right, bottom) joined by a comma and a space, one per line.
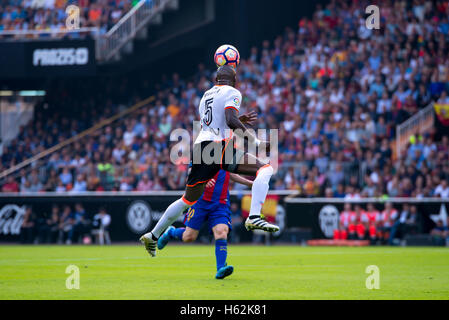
214, 44, 240, 69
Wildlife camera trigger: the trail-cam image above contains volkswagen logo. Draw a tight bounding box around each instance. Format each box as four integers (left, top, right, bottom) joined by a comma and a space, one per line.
126, 201, 152, 234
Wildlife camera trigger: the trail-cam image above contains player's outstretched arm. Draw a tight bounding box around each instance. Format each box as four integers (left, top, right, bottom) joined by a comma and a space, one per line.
225, 108, 270, 150
238, 111, 257, 126
225, 108, 247, 131
225, 108, 259, 145
230, 173, 253, 188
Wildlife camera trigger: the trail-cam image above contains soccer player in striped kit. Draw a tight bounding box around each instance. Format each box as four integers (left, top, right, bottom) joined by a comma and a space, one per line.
140, 66, 279, 260
157, 169, 252, 279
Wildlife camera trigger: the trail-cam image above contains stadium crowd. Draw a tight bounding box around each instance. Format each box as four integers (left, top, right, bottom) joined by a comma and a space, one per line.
0, 0, 143, 38
19, 203, 111, 244
1, 0, 449, 202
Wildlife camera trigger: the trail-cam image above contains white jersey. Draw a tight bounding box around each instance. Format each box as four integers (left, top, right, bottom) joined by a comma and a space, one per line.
195, 85, 242, 144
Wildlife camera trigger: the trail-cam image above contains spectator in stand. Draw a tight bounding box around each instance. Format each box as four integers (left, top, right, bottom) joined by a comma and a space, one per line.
403, 204, 421, 236
20, 179, 32, 193
119, 176, 133, 191
44, 169, 59, 191
55, 179, 66, 192
35, 205, 52, 243
348, 204, 366, 240
123, 123, 135, 147
136, 173, 153, 191
91, 206, 111, 245
430, 219, 448, 246
71, 173, 87, 192
0, 0, 136, 39
333, 184, 346, 198
362, 177, 377, 198
229, 202, 244, 243
28, 171, 43, 192
365, 203, 380, 244
58, 205, 74, 244
68, 203, 90, 244
2, 176, 19, 192
434, 179, 449, 198
1, 0, 448, 206
345, 185, 360, 199
379, 202, 399, 244
389, 203, 410, 245
59, 167, 72, 188
20, 206, 36, 244
43, 205, 61, 243
334, 202, 353, 240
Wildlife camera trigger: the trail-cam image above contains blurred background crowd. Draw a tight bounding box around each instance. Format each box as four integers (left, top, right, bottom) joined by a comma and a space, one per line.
1, 0, 449, 200
0, 0, 141, 38
19, 203, 111, 244
17, 200, 449, 246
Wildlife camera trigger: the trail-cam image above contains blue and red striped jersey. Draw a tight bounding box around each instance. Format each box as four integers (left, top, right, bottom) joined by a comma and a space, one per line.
201, 170, 230, 204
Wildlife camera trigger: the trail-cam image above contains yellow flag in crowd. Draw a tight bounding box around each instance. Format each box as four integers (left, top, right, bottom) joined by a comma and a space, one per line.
434, 104, 449, 126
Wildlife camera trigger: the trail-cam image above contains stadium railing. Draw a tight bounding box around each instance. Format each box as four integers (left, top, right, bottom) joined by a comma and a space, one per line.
0, 100, 34, 146
0, 0, 176, 63
96, 0, 174, 61
0, 96, 155, 182
0, 191, 444, 202
0, 27, 100, 39
0, 190, 297, 197
284, 197, 449, 204
396, 103, 434, 158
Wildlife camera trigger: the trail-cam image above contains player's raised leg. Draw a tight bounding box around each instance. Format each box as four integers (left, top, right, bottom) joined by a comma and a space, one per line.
229, 152, 279, 232
157, 225, 200, 249
157, 226, 182, 249
218, 66, 279, 232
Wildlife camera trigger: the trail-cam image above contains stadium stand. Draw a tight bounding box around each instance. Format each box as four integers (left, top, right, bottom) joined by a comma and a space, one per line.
0, 0, 136, 38
1, 0, 449, 202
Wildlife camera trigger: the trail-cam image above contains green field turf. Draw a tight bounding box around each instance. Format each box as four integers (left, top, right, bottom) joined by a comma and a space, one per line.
0, 244, 448, 299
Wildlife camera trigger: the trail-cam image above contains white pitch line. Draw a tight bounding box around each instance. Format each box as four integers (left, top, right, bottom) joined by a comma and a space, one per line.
1, 248, 447, 265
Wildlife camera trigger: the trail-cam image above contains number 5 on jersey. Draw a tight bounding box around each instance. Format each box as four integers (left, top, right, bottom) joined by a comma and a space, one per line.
203, 98, 213, 126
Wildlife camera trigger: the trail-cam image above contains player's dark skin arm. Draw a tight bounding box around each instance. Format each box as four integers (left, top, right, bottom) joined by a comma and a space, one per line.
183, 111, 260, 202
225, 108, 270, 150
238, 111, 257, 126
206, 173, 253, 188
225, 108, 255, 142
224, 108, 268, 177
230, 173, 253, 188
183, 112, 263, 202
184, 66, 268, 203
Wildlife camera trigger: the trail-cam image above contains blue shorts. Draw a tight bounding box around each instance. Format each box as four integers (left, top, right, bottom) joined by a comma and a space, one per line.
184, 199, 231, 232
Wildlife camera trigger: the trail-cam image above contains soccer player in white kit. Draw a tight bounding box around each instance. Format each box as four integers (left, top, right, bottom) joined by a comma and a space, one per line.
140, 65, 279, 257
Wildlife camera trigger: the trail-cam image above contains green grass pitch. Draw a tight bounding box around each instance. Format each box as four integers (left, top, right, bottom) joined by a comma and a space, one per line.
0, 245, 448, 299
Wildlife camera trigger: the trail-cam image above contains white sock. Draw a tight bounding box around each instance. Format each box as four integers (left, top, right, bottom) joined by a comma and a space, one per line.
249, 165, 273, 218
150, 197, 193, 238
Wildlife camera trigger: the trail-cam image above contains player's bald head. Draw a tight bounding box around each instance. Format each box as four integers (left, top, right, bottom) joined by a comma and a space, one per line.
215, 65, 236, 87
